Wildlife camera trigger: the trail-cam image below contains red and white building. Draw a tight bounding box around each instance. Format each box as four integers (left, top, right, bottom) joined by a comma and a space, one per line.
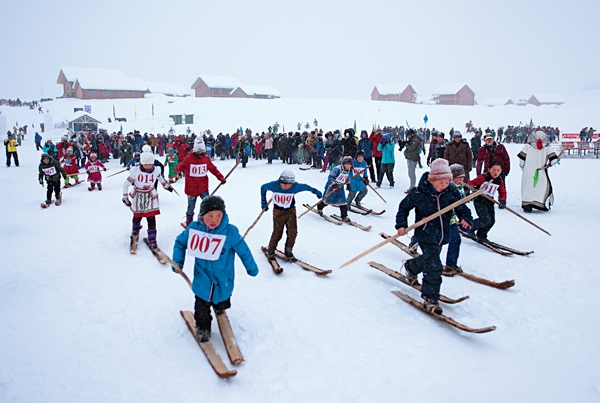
371, 83, 417, 103
432, 83, 476, 106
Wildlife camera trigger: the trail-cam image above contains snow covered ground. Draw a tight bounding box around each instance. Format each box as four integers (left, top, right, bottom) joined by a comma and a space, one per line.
1, 98, 600, 403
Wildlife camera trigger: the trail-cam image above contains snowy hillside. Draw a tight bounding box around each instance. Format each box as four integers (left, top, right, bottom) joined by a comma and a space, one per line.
1, 98, 600, 403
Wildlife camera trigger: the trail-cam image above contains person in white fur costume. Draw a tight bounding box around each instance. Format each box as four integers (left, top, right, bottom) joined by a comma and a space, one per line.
517, 130, 559, 212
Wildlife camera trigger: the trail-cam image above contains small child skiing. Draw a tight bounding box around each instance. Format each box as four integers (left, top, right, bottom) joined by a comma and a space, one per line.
85, 152, 107, 191
39, 153, 67, 206
395, 159, 473, 314
61, 147, 82, 188
444, 164, 468, 273
164, 148, 179, 183
122, 152, 174, 253
171, 196, 258, 342
126, 152, 141, 171
317, 156, 355, 222
467, 161, 507, 242
260, 170, 322, 261
346, 150, 369, 208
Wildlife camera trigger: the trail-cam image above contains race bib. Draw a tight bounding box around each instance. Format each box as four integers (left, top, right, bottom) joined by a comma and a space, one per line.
42, 166, 57, 176
482, 183, 499, 197
334, 173, 348, 184
136, 172, 156, 184
187, 229, 227, 261
352, 167, 364, 175
272, 192, 294, 208
88, 165, 100, 173
189, 164, 207, 177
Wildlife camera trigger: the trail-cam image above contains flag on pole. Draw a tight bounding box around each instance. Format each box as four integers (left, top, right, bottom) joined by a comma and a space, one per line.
134, 104, 137, 118
113, 105, 116, 119
120, 124, 123, 133
353, 120, 357, 134
283, 124, 286, 132
152, 103, 154, 117
423, 114, 428, 124
405, 120, 411, 129
240, 126, 243, 136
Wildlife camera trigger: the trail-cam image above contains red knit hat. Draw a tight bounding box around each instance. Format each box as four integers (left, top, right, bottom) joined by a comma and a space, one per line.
429, 159, 453, 181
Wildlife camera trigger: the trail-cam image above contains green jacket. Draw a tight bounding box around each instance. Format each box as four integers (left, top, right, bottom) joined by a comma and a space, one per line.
39, 158, 67, 183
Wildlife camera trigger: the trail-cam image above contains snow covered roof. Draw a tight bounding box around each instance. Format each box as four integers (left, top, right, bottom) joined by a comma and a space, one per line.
432, 83, 473, 95
60, 67, 148, 91
59, 67, 126, 83
197, 75, 243, 89
374, 83, 416, 95
145, 82, 192, 97
64, 112, 102, 124
480, 97, 512, 106
232, 84, 282, 97
530, 93, 566, 104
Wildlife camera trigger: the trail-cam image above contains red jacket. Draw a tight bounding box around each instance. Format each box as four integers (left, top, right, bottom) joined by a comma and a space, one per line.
476, 142, 510, 175
175, 153, 224, 196
369, 131, 382, 158
172, 137, 189, 161
468, 172, 507, 202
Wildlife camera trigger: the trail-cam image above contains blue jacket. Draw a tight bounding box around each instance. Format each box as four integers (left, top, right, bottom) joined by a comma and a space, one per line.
357, 135, 373, 158
377, 135, 395, 163
348, 158, 368, 191
35, 132, 42, 143
172, 213, 258, 304
323, 165, 350, 205
316, 139, 325, 157
260, 180, 322, 210
395, 172, 473, 246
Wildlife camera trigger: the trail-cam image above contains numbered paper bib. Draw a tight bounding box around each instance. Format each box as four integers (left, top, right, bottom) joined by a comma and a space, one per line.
42, 166, 57, 176
187, 229, 227, 261
89, 165, 100, 173
482, 183, 500, 197
189, 164, 208, 177
272, 192, 294, 208
334, 173, 348, 184
136, 172, 155, 184
352, 167, 364, 175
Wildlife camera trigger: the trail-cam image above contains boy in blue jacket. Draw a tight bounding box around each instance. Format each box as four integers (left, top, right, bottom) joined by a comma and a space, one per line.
261, 170, 322, 261
395, 159, 473, 314
172, 196, 259, 342
346, 150, 369, 208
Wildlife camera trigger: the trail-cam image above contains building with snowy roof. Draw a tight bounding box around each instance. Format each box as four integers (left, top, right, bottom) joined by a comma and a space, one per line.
145, 82, 192, 97
432, 83, 475, 106
371, 83, 417, 103
231, 85, 282, 99
527, 93, 565, 106
57, 67, 149, 100
191, 76, 244, 97
480, 97, 514, 107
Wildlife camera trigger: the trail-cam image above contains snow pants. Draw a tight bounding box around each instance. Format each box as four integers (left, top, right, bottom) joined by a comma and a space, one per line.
405, 243, 443, 301
346, 187, 368, 208
473, 200, 495, 241
6, 151, 19, 167
406, 159, 418, 189
194, 296, 231, 332
268, 207, 298, 253
377, 162, 395, 187
445, 224, 461, 267
46, 180, 61, 202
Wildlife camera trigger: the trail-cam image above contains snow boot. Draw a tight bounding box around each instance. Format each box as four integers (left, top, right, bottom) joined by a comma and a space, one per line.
444, 265, 463, 274
98, 184, 102, 191
317, 208, 323, 216
54, 192, 63, 206
130, 221, 142, 254
403, 261, 419, 286
342, 216, 351, 223
147, 229, 158, 249
267, 249, 276, 261
523, 205, 533, 213
284, 249, 297, 263
64, 183, 71, 188
195, 328, 211, 343
423, 297, 443, 315
185, 214, 194, 227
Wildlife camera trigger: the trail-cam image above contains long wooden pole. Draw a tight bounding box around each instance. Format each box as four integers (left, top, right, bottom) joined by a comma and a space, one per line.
243, 198, 272, 238
210, 161, 241, 196
339, 186, 486, 268
464, 184, 551, 236
298, 166, 369, 219
365, 179, 387, 203
163, 255, 192, 289
107, 168, 127, 178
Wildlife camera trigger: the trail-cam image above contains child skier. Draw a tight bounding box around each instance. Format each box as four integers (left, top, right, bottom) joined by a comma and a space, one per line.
467, 161, 507, 242
61, 147, 82, 188
85, 152, 107, 191
122, 152, 174, 253
126, 152, 141, 171
164, 148, 179, 183
39, 153, 67, 206
171, 196, 259, 342
444, 164, 468, 273
316, 156, 355, 222
346, 150, 369, 208
395, 159, 473, 314
260, 170, 322, 261
175, 141, 225, 227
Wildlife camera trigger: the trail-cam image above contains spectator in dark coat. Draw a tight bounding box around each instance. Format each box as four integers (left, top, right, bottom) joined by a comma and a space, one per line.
444, 131, 474, 181
476, 133, 511, 181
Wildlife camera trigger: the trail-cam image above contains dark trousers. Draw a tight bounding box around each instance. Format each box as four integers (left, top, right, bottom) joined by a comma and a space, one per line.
194, 296, 231, 332
347, 187, 368, 207
374, 157, 382, 180
266, 148, 273, 164
473, 201, 495, 240
268, 208, 298, 252
6, 151, 19, 167
317, 202, 348, 218
365, 157, 376, 181
445, 224, 461, 266
377, 163, 395, 186
45, 180, 61, 201
405, 243, 443, 300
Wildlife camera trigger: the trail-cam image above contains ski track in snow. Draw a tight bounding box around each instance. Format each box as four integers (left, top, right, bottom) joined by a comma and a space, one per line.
1, 99, 600, 402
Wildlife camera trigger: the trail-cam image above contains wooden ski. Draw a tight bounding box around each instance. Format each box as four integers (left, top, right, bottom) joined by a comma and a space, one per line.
351, 203, 385, 215
214, 310, 244, 365
261, 246, 283, 274
143, 238, 168, 264
302, 203, 343, 225
274, 249, 332, 276
180, 311, 237, 378
379, 232, 420, 258
331, 214, 372, 231
369, 262, 469, 304
391, 291, 496, 334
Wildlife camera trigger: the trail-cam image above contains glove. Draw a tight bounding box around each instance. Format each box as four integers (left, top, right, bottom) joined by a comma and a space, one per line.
363, 178, 369, 186
499, 200, 506, 209
126, 166, 130, 171
166, 186, 174, 192
261, 203, 269, 211
346, 184, 351, 191
86, 170, 90, 174
103, 167, 107, 171
39, 179, 44, 186
220, 178, 227, 185
316, 192, 323, 199
122, 197, 132, 207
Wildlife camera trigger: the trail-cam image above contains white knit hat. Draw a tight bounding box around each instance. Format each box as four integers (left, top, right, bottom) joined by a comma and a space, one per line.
140, 152, 155, 165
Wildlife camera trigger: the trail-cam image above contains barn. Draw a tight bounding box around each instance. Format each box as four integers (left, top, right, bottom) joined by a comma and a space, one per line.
432, 83, 476, 106
191, 76, 243, 98
527, 93, 566, 106
57, 67, 149, 100
371, 83, 417, 103
231, 85, 282, 99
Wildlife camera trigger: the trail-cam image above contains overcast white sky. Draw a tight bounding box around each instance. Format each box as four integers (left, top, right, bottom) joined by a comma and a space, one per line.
2, 0, 598, 101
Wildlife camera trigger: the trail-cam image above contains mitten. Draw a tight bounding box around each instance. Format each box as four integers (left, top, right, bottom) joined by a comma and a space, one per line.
122, 197, 132, 207
498, 200, 506, 209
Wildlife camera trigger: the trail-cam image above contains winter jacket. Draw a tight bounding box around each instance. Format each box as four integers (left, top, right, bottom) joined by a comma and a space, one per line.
172, 213, 258, 304
323, 165, 351, 205
39, 157, 67, 183
357, 134, 373, 158
369, 132, 383, 158
348, 158, 368, 192
476, 142, 510, 175
404, 135, 421, 162
444, 139, 473, 171
43, 143, 58, 158
260, 181, 322, 210
175, 152, 224, 197
341, 136, 357, 157
377, 136, 395, 164
4, 138, 18, 152
468, 172, 507, 205
316, 139, 324, 157
470, 135, 481, 157
395, 172, 473, 246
